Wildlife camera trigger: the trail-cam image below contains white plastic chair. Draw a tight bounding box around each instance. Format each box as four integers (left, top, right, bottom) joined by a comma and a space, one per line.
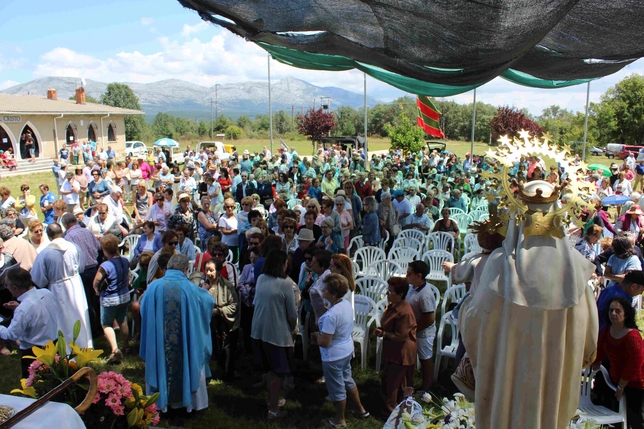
427, 232, 456, 256
387, 247, 420, 273
287, 198, 301, 210
398, 229, 427, 244
461, 194, 470, 210
478, 213, 489, 222
440, 284, 467, 315
118, 234, 140, 261
226, 249, 234, 264
391, 237, 423, 254
379, 229, 390, 251
578, 366, 626, 426
452, 213, 474, 235
422, 250, 453, 288
348, 235, 365, 257
356, 276, 389, 302
295, 306, 310, 361
463, 233, 482, 255
352, 246, 386, 277
448, 208, 465, 216
364, 259, 404, 280
352, 295, 378, 369
470, 209, 488, 223
375, 297, 388, 373
433, 310, 460, 382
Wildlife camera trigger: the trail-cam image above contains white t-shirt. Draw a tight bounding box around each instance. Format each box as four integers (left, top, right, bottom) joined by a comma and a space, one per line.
318, 299, 354, 362
219, 215, 239, 246
406, 283, 436, 338
61, 180, 80, 205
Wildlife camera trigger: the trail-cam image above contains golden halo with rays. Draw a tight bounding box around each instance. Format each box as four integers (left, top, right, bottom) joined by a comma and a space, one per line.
481, 130, 594, 234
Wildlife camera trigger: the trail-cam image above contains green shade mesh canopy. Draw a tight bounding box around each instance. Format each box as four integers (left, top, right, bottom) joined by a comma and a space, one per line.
178, 0, 644, 95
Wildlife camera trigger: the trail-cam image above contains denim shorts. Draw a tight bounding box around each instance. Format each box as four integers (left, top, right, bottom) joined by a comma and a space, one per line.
101, 303, 129, 326
29, 148, 35, 155
321, 354, 355, 402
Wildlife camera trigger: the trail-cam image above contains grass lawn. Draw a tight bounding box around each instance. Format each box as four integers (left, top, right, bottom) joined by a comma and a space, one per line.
0, 329, 458, 429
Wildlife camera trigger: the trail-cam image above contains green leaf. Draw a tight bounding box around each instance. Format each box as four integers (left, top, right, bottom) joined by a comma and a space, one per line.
126, 408, 139, 427
72, 320, 80, 342
144, 392, 160, 408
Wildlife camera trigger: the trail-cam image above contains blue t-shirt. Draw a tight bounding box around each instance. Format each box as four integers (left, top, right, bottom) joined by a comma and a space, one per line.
59, 149, 69, 160
596, 285, 632, 332
40, 191, 57, 224
318, 299, 354, 362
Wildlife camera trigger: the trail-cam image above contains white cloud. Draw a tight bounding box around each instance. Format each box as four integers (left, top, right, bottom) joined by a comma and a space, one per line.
181, 21, 209, 37
25, 27, 644, 115
140, 17, 154, 26
0, 80, 19, 91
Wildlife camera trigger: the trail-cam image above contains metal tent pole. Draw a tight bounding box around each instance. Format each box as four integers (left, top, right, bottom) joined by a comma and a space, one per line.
268, 54, 273, 154
364, 73, 368, 161
582, 81, 591, 162
470, 88, 477, 155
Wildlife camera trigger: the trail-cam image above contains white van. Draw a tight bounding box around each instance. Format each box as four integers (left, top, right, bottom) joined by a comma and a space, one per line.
196, 140, 231, 161
605, 143, 624, 159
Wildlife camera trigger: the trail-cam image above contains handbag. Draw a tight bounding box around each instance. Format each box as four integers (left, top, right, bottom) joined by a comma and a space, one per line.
393, 224, 401, 236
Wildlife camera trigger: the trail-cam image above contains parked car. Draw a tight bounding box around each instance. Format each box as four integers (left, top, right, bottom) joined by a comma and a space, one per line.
619, 145, 644, 159
153, 144, 185, 165
125, 141, 149, 158
196, 139, 232, 161
605, 143, 624, 159
590, 146, 605, 155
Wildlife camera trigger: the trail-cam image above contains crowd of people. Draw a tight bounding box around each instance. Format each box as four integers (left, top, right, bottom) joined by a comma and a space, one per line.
0, 141, 644, 426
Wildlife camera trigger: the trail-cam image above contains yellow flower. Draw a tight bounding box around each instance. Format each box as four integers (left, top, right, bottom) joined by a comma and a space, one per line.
10, 378, 37, 398
131, 383, 143, 396
124, 397, 136, 409
26, 340, 58, 367
69, 342, 103, 367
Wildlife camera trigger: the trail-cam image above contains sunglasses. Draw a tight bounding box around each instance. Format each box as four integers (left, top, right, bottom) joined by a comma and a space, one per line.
250, 241, 261, 246
283, 226, 295, 229
212, 253, 224, 257
307, 205, 315, 209
304, 257, 313, 261
242, 203, 250, 206
225, 206, 235, 209
168, 241, 178, 246
98, 212, 107, 215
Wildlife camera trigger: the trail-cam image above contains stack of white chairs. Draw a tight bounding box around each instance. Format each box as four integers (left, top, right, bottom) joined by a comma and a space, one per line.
422, 250, 453, 289
387, 247, 421, 274
119, 234, 140, 262
448, 207, 465, 217
356, 276, 389, 302
352, 246, 386, 278
452, 213, 474, 235
470, 209, 488, 223
352, 295, 378, 369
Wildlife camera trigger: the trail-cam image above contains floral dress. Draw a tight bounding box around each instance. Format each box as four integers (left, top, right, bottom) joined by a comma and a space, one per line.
197, 208, 218, 252
168, 207, 195, 240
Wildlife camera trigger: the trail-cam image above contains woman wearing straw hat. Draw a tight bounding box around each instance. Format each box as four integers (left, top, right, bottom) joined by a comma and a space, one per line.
616, 205, 644, 239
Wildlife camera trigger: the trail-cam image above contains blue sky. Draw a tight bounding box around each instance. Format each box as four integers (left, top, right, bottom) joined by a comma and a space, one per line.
1, 0, 643, 116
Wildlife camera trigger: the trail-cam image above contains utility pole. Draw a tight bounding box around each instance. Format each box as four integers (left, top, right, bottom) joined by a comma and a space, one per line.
291, 105, 294, 129
210, 98, 214, 139
470, 88, 477, 156
364, 72, 368, 160
215, 84, 219, 122
582, 81, 591, 161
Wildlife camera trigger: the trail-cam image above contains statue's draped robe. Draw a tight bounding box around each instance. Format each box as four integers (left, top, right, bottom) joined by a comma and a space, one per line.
460, 211, 598, 429
140, 269, 214, 412
31, 238, 93, 348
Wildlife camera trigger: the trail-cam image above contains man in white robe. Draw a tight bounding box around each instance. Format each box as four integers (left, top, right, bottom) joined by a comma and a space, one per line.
31, 223, 93, 348
459, 181, 598, 429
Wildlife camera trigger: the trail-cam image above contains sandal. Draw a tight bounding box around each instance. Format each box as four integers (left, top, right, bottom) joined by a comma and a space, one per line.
266, 398, 286, 407
351, 409, 370, 419
267, 409, 287, 419
324, 419, 346, 428
107, 350, 123, 364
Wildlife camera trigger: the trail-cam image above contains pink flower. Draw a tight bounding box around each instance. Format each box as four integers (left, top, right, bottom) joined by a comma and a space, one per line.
111, 404, 125, 416
150, 414, 161, 426
145, 404, 157, 413
106, 393, 121, 407
92, 393, 102, 404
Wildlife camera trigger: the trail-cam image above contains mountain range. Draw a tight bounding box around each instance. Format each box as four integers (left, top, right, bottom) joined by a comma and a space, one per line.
0, 76, 382, 121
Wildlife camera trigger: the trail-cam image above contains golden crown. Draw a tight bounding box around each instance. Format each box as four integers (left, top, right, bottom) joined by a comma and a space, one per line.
481, 130, 594, 238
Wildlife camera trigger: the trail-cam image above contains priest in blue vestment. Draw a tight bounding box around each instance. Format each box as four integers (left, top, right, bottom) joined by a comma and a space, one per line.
140, 254, 214, 412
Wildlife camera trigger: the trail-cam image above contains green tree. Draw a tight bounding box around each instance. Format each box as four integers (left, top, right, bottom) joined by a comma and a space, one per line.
197, 119, 209, 137
273, 110, 292, 134
599, 74, 644, 144
388, 113, 425, 154
100, 83, 145, 141
537, 105, 575, 146
237, 115, 253, 130
225, 125, 246, 139
213, 114, 234, 133
333, 106, 360, 136
151, 112, 176, 140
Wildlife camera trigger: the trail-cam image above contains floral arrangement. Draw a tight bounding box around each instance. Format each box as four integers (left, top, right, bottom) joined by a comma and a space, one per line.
11, 321, 160, 429
384, 392, 600, 429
